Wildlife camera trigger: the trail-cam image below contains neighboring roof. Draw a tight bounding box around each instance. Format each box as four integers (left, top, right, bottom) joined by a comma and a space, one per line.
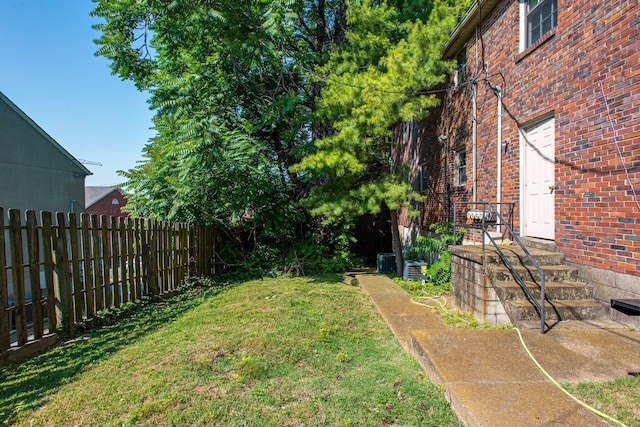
442, 0, 502, 60
85, 186, 124, 208
0, 91, 92, 176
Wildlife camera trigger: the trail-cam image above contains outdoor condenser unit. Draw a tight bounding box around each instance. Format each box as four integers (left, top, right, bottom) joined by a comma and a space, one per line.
377, 253, 396, 273
403, 261, 428, 281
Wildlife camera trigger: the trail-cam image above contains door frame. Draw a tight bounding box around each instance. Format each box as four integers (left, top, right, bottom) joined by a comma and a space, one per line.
519, 113, 556, 240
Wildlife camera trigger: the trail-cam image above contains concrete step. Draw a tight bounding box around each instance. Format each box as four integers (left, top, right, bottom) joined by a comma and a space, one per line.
495, 280, 594, 301
516, 318, 627, 330
505, 299, 610, 323
487, 264, 578, 283
483, 247, 566, 267
520, 237, 558, 252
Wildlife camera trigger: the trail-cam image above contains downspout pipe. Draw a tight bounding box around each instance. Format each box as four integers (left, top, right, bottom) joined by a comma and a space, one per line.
472, 83, 478, 203
473, 26, 478, 203
495, 86, 502, 229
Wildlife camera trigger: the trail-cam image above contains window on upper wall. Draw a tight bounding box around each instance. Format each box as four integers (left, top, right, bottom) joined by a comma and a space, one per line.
527, 0, 557, 46
454, 48, 467, 88
453, 146, 467, 187
419, 164, 428, 192
112, 198, 120, 205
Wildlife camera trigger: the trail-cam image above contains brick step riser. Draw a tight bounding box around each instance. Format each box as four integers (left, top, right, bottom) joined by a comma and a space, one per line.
505, 302, 610, 322
494, 284, 593, 301
488, 267, 578, 283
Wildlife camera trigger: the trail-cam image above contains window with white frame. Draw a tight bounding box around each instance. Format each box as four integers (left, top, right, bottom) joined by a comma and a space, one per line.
522, 0, 557, 48
453, 146, 467, 187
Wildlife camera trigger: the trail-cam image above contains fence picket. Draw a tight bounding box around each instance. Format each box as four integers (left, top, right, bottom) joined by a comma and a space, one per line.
133, 218, 142, 300
183, 223, 188, 280
119, 217, 129, 304
9, 209, 28, 346
126, 218, 136, 301
25, 210, 43, 339
90, 214, 104, 312
68, 213, 83, 323
110, 216, 120, 307
0, 208, 9, 351
81, 214, 95, 318
100, 215, 111, 309
41, 212, 56, 333
184, 223, 190, 279
210, 229, 218, 274
181, 223, 187, 280
141, 219, 149, 296
168, 222, 173, 290
149, 220, 158, 296
199, 225, 205, 274
174, 223, 180, 285
158, 221, 165, 294
54, 212, 74, 337
193, 225, 200, 275
168, 222, 174, 291
201, 226, 206, 274
172, 223, 177, 290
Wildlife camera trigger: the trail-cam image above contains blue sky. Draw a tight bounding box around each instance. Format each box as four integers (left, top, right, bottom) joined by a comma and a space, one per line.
0, 0, 155, 186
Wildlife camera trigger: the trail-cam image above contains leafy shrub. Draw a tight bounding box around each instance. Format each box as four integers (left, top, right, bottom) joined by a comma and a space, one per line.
400, 222, 467, 294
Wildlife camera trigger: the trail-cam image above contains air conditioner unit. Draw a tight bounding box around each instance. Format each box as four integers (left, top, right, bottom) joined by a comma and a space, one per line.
377, 253, 396, 273
403, 261, 428, 281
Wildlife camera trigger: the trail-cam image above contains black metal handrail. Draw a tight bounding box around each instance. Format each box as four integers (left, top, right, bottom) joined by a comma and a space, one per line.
453, 202, 546, 334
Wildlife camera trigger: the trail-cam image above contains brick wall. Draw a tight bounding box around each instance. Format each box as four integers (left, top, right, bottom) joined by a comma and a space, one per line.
86, 190, 128, 218
397, 0, 639, 280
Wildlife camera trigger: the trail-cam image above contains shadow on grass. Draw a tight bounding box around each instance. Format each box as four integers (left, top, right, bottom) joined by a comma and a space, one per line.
0, 278, 230, 426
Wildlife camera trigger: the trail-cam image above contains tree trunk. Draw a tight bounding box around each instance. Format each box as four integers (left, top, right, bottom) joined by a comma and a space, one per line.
390, 209, 404, 275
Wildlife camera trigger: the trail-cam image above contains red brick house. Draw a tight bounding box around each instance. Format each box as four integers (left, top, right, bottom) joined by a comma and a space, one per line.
395, 0, 639, 328
85, 186, 129, 218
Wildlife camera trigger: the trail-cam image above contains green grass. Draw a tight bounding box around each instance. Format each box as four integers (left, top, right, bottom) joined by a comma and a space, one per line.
392, 275, 509, 330
563, 376, 640, 427
1, 275, 460, 426
392, 276, 451, 298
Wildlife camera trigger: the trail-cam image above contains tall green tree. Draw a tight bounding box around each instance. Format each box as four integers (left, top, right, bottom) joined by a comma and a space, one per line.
92, 0, 467, 272
292, 0, 468, 272
91, 0, 347, 264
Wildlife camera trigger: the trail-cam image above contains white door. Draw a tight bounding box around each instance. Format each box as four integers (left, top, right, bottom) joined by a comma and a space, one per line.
521, 116, 555, 240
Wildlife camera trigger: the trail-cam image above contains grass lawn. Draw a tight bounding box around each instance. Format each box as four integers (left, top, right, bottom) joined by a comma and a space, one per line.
563, 376, 640, 427
0, 275, 461, 426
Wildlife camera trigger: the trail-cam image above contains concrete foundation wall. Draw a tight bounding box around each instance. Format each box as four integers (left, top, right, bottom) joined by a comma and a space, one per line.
573, 263, 640, 330
451, 250, 511, 327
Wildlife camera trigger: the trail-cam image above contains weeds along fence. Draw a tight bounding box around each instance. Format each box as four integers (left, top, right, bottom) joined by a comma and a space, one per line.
0, 207, 218, 365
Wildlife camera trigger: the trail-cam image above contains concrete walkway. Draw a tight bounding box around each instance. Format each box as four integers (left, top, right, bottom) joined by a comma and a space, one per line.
356, 273, 640, 426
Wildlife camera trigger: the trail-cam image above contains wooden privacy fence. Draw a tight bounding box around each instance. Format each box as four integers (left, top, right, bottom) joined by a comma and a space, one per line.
0, 207, 218, 364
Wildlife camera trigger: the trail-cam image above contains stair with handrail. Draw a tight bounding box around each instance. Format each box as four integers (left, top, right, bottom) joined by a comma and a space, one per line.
484, 243, 610, 330
452, 202, 610, 333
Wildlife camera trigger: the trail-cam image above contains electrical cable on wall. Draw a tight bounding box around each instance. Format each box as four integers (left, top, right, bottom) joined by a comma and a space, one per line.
598, 80, 640, 211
